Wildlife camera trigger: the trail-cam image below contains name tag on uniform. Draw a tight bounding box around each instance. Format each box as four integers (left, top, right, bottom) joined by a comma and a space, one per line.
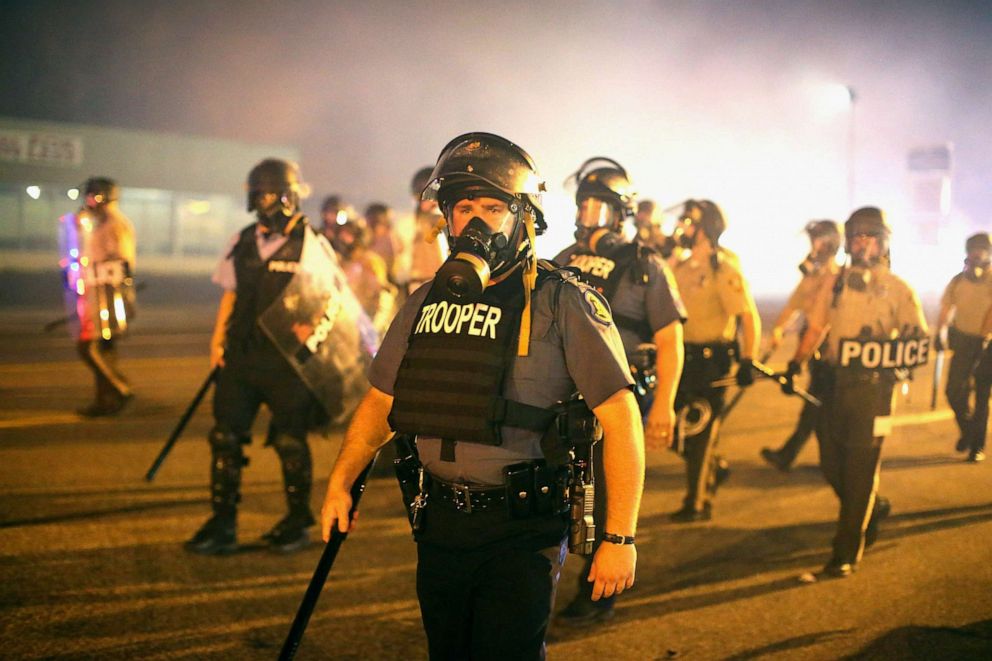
838, 338, 931, 369
414, 301, 502, 339
268, 260, 301, 273
569, 254, 616, 279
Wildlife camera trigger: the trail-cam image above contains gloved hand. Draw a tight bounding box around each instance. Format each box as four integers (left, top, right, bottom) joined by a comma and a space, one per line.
736, 358, 755, 388
780, 360, 801, 395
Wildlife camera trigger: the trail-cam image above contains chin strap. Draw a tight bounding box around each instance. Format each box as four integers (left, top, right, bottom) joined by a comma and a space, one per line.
517, 210, 539, 357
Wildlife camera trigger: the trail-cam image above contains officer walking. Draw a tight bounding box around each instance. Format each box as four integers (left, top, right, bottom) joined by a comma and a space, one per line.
320, 133, 644, 660
186, 159, 332, 555
553, 158, 685, 624
936, 232, 992, 463
760, 220, 841, 471
785, 207, 928, 579
669, 200, 760, 522
59, 177, 137, 417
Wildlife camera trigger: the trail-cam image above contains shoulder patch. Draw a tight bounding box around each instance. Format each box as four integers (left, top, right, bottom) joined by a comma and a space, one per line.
583, 288, 613, 326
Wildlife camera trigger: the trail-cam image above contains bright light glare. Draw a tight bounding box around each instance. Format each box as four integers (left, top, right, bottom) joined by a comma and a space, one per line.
808, 82, 854, 119
67, 188, 79, 201
26, 185, 41, 200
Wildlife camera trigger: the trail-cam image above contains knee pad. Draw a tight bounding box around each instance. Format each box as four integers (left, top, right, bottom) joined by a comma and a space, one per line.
269, 431, 309, 460
209, 428, 250, 456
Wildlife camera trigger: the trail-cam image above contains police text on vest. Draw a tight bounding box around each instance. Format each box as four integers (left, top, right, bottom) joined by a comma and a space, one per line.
414, 301, 502, 339
569, 255, 616, 279
838, 338, 931, 369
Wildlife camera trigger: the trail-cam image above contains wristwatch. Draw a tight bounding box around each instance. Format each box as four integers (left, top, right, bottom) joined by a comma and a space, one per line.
602, 532, 635, 545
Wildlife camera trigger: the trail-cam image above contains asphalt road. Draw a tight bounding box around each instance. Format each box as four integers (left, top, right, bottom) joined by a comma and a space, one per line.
1, 306, 990, 660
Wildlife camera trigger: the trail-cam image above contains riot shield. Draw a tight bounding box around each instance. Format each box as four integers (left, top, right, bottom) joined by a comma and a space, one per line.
58, 210, 136, 341
260, 229, 379, 425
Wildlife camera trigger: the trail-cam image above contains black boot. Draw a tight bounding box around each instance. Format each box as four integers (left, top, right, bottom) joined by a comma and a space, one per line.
185, 513, 237, 555
185, 430, 245, 554
269, 432, 315, 553
263, 509, 316, 553
864, 496, 891, 549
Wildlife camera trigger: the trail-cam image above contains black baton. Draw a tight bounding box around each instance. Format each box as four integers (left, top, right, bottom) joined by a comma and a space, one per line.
751, 359, 822, 407
717, 350, 773, 421
278, 453, 379, 661
144, 366, 220, 482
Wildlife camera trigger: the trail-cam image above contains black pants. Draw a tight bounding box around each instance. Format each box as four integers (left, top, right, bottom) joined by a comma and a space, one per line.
676, 343, 733, 511
76, 339, 131, 405
210, 350, 318, 517
945, 332, 991, 454
417, 539, 565, 661
815, 370, 893, 565
775, 359, 831, 464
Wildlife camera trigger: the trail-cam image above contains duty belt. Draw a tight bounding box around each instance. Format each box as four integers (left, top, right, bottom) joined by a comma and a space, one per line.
430, 476, 507, 514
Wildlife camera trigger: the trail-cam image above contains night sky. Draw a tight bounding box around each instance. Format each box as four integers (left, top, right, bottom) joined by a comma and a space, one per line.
2, 0, 990, 290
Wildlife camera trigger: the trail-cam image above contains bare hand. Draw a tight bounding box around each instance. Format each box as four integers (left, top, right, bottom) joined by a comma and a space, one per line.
320, 487, 354, 541
644, 403, 675, 452
587, 542, 636, 600
210, 343, 225, 369
768, 326, 784, 352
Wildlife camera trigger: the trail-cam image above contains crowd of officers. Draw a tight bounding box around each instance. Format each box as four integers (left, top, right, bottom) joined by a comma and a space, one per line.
60, 131, 991, 658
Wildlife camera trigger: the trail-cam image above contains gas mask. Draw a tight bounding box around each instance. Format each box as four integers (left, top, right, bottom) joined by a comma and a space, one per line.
575, 226, 624, 255
575, 197, 626, 254
251, 191, 296, 234
964, 252, 990, 281
435, 216, 511, 302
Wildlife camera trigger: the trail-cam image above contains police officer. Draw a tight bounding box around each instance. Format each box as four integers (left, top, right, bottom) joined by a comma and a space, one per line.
186, 158, 327, 555
937, 232, 992, 463
785, 207, 927, 579
669, 200, 760, 522
61, 177, 137, 417
320, 133, 644, 660
324, 211, 397, 335
553, 158, 685, 624
761, 220, 841, 471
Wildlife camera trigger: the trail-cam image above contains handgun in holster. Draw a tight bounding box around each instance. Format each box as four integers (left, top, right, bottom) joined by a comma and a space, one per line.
392, 433, 428, 534
555, 395, 602, 556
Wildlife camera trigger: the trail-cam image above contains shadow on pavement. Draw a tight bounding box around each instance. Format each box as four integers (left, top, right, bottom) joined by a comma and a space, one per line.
843, 619, 992, 659
552, 502, 992, 645
724, 628, 856, 660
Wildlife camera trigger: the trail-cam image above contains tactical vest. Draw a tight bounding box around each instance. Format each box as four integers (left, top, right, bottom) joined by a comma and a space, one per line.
565, 241, 654, 342
227, 220, 308, 354
388, 267, 562, 446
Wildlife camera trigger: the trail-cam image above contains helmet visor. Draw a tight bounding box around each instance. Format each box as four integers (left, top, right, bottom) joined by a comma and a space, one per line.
576, 197, 617, 229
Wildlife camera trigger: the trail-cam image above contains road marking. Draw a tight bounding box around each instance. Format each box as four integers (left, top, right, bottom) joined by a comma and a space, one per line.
0, 413, 83, 429
891, 409, 954, 427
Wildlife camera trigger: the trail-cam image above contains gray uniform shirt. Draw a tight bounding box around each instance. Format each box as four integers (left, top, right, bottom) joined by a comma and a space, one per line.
370, 273, 634, 485
554, 244, 686, 356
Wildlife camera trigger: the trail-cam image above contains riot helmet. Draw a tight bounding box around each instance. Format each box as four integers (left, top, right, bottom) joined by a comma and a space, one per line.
844, 206, 890, 267
567, 157, 636, 255
673, 199, 726, 249
799, 219, 841, 275
423, 132, 546, 302
83, 177, 120, 208
964, 232, 991, 280
411, 167, 435, 198
246, 158, 308, 232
